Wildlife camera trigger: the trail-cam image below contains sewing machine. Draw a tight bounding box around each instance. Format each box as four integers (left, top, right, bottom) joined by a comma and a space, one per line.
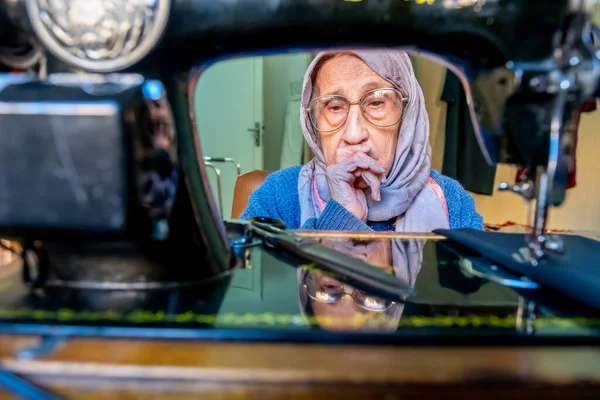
0, 0, 599, 398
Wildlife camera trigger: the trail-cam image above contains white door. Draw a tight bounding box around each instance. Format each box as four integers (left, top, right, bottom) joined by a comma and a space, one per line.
194, 57, 264, 221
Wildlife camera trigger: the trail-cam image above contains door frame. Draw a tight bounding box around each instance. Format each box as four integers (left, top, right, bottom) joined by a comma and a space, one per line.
252, 57, 264, 172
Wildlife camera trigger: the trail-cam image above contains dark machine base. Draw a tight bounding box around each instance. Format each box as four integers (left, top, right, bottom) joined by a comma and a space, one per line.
435, 229, 600, 312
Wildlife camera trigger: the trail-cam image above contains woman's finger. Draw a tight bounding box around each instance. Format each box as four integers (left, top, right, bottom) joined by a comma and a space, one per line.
352, 169, 386, 185
351, 153, 386, 183
336, 144, 371, 160
327, 163, 355, 182
361, 170, 382, 201
345, 156, 385, 175
351, 152, 387, 177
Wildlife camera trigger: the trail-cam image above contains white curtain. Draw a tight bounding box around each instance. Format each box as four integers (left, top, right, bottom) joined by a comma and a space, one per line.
279, 95, 305, 169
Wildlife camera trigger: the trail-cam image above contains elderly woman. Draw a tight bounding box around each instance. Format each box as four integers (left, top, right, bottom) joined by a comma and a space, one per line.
241, 50, 483, 232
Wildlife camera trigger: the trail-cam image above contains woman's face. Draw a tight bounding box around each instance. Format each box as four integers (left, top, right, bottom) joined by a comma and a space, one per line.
310, 240, 393, 331
314, 55, 401, 174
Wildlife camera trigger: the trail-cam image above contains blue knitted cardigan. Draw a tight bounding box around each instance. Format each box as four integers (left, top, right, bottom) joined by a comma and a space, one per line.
240, 165, 483, 232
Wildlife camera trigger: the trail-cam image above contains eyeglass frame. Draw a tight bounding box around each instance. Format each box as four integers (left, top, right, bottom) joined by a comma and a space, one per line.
306, 87, 408, 133
302, 271, 395, 312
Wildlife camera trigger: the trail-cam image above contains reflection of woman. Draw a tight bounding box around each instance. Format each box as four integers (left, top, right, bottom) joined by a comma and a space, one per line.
241, 50, 482, 232
139, 89, 178, 239
298, 239, 425, 332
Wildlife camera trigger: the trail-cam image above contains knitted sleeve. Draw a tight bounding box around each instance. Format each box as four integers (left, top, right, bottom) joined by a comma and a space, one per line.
430, 170, 484, 230
300, 200, 372, 231
239, 166, 302, 229
241, 167, 483, 231
239, 166, 371, 231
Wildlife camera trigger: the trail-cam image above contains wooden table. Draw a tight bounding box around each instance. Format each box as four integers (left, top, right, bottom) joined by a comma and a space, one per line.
0, 335, 599, 399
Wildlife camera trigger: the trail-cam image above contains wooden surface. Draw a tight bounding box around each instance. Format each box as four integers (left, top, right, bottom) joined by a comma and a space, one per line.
293, 230, 600, 241
0, 335, 599, 398
3, 382, 600, 400
2, 381, 600, 400
295, 230, 445, 239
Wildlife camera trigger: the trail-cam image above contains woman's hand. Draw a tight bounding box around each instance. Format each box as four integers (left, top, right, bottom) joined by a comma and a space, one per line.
325, 145, 386, 221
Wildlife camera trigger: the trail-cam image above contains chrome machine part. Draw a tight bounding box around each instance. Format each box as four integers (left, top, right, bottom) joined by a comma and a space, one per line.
24, 0, 171, 73
516, 296, 538, 335
458, 258, 541, 290
203, 157, 242, 176
498, 3, 600, 265
0, 38, 42, 70
0, 0, 43, 72
203, 162, 224, 217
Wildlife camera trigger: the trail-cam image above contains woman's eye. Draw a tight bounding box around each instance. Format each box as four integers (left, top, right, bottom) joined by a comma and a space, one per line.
325, 101, 346, 112
364, 94, 390, 106
321, 97, 346, 111
366, 99, 387, 109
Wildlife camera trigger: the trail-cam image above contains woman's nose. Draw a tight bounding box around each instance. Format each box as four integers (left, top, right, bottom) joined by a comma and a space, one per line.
342, 106, 369, 145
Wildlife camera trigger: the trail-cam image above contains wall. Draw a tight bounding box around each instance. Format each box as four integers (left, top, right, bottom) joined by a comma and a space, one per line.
473, 112, 600, 230
262, 54, 311, 171
413, 57, 600, 231
411, 55, 447, 173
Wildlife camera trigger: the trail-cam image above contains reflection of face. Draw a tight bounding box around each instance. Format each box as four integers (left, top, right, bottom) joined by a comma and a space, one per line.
311, 272, 372, 331
311, 240, 393, 331
314, 55, 400, 174
154, 133, 172, 149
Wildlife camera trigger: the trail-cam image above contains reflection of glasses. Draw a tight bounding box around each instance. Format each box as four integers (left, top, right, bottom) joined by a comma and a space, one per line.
302, 271, 394, 311
307, 88, 407, 133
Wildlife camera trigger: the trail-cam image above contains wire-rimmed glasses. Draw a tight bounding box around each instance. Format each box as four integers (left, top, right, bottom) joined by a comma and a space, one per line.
307, 88, 407, 133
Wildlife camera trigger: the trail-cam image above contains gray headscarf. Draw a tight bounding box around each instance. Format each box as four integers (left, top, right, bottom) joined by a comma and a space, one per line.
298, 49, 449, 232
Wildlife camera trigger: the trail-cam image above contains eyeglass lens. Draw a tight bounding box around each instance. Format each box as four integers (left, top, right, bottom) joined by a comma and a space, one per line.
309, 88, 404, 132
304, 272, 392, 311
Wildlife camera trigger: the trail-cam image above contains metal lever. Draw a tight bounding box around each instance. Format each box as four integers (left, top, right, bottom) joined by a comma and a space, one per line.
203, 156, 241, 175
498, 181, 534, 200
203, 162, 223, 216
499, 168, 565, 265
247, 122, 261, 147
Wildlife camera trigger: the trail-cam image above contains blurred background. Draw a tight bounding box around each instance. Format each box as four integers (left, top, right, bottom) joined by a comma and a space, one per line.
194, 49, 600, 232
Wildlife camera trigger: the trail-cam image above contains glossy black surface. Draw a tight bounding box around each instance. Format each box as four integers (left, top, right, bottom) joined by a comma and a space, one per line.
0, 237, 598, 344
0, 0, 598, 329
0, 0, 595, 265
0, 77, 132, 232
0, 74, 231, 285
157, 0, 561, 70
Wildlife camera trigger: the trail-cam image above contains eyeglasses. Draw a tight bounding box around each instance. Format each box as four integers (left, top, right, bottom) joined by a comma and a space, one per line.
302, 271, 394, 312
307, 88, 407, 133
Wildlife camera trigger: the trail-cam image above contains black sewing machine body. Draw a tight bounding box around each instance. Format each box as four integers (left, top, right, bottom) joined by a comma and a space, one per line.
0, 0, 598, 345
0, 236, 598, 345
